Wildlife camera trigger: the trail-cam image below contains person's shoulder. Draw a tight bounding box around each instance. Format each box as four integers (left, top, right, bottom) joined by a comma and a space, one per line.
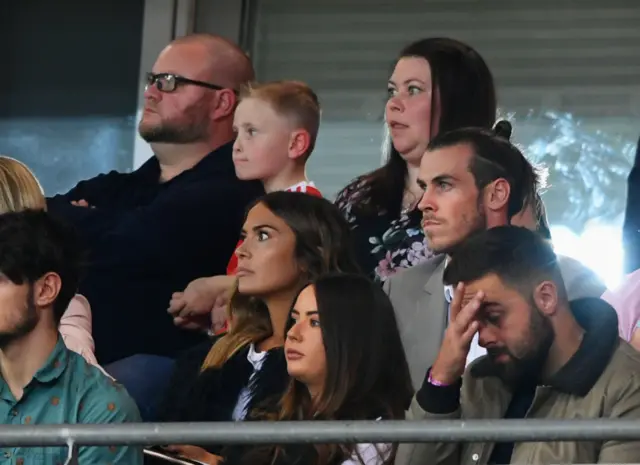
178, 143, 263, 194
556, 254, 607, 299
336, 175, 369, 201
67, 353, 141, 423
178, 338, 216, 365
168, 168, 263, 209
596, 341, 640, 416
386, 255, 445, 288
607, 340, 640, 380
305, 184, 323, 198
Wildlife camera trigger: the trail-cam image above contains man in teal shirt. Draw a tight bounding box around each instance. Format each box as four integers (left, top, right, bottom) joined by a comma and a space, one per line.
0, 210, 142, 464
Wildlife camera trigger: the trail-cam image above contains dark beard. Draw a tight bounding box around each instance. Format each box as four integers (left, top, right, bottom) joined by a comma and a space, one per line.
138, 100, 210, 144
139, 122, 206, 144
474, 304, 555, 388
443, 200, 487, 256
0, 287, 39, 350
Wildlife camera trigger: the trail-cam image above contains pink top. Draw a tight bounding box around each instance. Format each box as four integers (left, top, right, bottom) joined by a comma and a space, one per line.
59, 294, 109, 375
601, 270, 640, 341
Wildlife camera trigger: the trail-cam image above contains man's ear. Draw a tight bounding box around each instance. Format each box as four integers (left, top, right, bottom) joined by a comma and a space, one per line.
482, 178, 510, 213
288, 129, 311, 160
33, 272, 62, 309
533, 280, 559, 317
211, 89, 237, 121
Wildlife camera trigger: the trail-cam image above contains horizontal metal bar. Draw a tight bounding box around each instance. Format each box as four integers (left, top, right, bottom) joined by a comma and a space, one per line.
1, 420, 640, 447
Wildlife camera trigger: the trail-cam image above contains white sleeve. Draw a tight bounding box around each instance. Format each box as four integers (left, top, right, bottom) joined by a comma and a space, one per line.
340, 443, 392, 465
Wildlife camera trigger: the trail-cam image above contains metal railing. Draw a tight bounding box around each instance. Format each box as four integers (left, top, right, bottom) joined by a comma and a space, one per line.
3, 420, 640, 465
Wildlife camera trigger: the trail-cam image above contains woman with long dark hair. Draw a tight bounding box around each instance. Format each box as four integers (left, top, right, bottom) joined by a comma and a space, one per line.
151, 192, 361, 464
335, 37, 497, 282
223, 273, 413, 465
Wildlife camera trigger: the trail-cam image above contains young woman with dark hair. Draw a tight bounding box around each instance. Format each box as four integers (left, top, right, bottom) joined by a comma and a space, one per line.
151, 192, 361, 464
222, 273, 413, 465
335, 37, 497, 282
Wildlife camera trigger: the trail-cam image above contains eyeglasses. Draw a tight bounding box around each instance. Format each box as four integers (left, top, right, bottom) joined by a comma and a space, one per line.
145, 72, 228, 93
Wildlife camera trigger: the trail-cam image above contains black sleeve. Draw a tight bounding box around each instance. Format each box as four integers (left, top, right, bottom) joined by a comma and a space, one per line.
155, 339, 215, 422
50, 179, 249, 275
415, 368, 462, 414
47, 170, 129, 206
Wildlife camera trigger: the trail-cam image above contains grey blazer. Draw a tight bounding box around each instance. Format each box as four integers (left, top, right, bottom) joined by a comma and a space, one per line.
383, 254, 608, 388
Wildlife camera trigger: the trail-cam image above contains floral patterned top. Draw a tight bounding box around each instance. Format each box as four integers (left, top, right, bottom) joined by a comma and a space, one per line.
335, 177, 436, 282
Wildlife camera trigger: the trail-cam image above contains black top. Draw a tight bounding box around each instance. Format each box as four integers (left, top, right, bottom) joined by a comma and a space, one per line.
486, 383, 536, 464
335, 177, 435, 283
151, 338, 288, 462
47, 142, 264, 363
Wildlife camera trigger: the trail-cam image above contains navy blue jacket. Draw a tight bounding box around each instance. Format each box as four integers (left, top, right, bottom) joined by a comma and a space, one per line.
47, 142, 264, 363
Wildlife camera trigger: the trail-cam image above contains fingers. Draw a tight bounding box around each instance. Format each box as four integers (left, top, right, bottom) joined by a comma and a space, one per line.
456, 290, 483, 330
71, 199, 91, 207
449, 282, 465, 323
213, 294, 228, 307
167, 298, 186, 315
461, 320, 480, 345
449, 283, 483, 335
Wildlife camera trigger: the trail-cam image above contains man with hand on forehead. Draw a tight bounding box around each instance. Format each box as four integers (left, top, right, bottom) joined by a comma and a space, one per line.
384, 125, 606, 388
396, 226, 640, 465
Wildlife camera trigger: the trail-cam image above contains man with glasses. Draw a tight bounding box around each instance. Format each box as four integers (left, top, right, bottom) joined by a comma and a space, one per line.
47, 34, 263, 419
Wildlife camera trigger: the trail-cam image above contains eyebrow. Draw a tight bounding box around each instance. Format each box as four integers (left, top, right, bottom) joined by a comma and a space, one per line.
388, 78, 427, 87
233, 121, 256, 129
290, 309, 319, 316
479, 301, 502, 312
240, 224, 279, 235
417, 174, 458, 188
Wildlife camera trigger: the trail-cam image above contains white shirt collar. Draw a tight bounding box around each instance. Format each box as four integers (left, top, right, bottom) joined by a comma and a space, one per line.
443, 256, 453, 302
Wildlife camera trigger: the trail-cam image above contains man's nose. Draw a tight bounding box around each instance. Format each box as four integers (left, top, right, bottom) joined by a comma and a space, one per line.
143, 81, 162, 101
477, 323, 498, 348
417, 189, 434, 213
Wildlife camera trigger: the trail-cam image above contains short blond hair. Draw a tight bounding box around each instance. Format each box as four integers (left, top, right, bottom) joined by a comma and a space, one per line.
240, 80, 321, 157
0, 156, 46, 214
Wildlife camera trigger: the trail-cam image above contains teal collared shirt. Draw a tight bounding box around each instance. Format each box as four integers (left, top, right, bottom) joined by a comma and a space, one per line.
0, 336, 142, 464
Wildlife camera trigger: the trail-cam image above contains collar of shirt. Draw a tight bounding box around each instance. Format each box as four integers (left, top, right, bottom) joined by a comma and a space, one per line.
443, 256, 453, 303
33, 336, 69, 383
286, 180, 321, 196
139, 141, 239, 187
0, 336, 68, 401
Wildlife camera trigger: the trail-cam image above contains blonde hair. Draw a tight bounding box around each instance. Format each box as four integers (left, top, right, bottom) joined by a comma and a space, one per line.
200, 280, 273, 370
240, 80, 321, 157
0, 156, 46, 213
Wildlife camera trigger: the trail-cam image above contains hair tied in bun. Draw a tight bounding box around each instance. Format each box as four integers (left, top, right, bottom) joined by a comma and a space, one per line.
493, 120, 512, 141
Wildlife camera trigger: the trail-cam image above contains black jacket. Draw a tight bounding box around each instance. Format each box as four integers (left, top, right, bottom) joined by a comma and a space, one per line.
47, 142, 264, 363
156, 339, 289, 455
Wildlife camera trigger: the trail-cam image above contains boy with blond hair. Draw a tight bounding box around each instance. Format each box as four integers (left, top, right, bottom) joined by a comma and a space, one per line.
169, 80, 322, 332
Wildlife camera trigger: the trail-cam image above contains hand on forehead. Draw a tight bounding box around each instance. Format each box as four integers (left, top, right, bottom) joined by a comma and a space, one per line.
460, 285, 484, 308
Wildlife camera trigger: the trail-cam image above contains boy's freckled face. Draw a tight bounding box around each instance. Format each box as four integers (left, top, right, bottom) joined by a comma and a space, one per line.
232, 97, 293, 182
